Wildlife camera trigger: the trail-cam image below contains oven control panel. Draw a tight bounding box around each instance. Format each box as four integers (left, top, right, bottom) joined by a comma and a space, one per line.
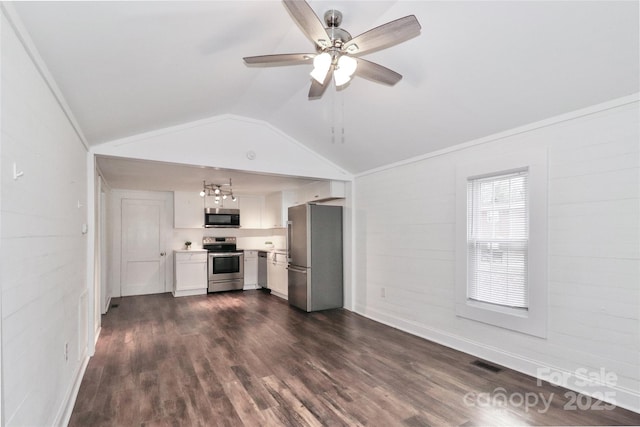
203, 236, 236, 245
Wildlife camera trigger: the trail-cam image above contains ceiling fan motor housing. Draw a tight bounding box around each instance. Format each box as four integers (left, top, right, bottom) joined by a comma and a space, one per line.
324, 9, 342, 27
323, 10, 352, 49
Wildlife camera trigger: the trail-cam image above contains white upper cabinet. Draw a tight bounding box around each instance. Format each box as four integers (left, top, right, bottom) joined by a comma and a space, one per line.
174, 182, 344, 230
264, 190, 295, 228
174, 191, 204, 228
295, 180, 346, 204
174, 192, 264, 229
238, 195, 263, 229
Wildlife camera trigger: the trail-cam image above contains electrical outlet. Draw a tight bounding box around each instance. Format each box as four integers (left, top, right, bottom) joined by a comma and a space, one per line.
64, 342, 69, 362
380, 287, 386, 298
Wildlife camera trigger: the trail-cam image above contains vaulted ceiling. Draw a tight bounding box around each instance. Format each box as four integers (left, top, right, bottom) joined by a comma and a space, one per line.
10, 1, 640, 175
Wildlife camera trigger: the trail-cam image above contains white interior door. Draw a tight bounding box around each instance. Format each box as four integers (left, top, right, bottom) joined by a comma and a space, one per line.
100, 190, 108, 312
121, 198, 166, 296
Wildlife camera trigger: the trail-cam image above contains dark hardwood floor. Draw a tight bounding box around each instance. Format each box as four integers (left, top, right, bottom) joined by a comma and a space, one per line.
69, 291, 640, 426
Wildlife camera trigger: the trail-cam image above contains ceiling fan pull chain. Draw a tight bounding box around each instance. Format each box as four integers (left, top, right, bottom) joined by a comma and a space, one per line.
341, 93, 345, 144
331, 88, 337, 144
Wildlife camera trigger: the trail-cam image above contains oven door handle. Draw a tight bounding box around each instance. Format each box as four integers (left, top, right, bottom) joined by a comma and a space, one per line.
209, 252, 244, 257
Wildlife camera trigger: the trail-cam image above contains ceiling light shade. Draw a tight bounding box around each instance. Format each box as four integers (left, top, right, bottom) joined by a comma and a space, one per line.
334, 68, 350, 86
310, 52, 331, 83
199, 190, 206, 197
338, 55, 357, 76
334, 55, 357, 87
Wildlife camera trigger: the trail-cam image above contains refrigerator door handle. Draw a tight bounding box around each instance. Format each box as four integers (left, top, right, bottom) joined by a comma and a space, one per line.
286, 220, 293, 263
286, 265, 307, 274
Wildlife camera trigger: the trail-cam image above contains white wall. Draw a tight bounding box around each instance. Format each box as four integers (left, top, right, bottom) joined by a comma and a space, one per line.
1, 8, 89, 426
91, 114, 352, 181
354, 99, 639, 412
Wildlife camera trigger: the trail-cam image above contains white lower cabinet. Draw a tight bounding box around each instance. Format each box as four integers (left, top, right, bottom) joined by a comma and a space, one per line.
267, 251, 288, 299
243, 250, 258, 289
173, 250, 208, 297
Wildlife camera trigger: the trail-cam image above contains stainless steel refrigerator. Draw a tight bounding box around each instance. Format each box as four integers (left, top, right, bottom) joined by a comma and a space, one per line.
287, 203, 343, 312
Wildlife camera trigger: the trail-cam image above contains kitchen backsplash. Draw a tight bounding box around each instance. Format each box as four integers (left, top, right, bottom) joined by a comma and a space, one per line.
172, 227, 285, 251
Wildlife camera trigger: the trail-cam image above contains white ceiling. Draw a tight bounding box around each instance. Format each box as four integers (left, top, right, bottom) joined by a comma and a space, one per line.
95, 155, 319, 194
11, 1, 640, 177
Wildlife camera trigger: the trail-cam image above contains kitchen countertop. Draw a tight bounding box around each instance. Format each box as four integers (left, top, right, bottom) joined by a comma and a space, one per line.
174, 249, 207, 253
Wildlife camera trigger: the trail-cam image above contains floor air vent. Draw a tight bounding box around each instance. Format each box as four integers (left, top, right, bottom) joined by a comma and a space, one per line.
111, 303, 119, 308
471, 360, 503, 373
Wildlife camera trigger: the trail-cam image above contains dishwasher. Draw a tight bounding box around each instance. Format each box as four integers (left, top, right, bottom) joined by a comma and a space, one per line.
258, 251, 268, 290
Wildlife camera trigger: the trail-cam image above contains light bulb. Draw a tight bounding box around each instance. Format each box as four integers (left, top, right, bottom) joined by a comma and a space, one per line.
222, 194, 227, 200
214, 187, 220, 195
310, 52, 331, 83
199, 190, 206, 197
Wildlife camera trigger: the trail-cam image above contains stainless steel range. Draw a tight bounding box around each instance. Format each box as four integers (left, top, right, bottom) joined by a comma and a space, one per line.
202, 236, 244, 292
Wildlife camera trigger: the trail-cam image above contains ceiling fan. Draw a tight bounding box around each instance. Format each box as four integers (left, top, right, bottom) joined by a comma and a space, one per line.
243, 0, 421, 99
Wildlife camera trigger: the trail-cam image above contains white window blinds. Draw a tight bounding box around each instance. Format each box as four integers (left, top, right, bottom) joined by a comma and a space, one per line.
467, 170, 529, 309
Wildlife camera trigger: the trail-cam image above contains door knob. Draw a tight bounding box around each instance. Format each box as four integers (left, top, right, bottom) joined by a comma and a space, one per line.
160, 252, 166, 256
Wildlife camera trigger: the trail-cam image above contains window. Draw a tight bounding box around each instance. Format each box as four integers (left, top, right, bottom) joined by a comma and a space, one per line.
455, 148, 547, 338
467, 170, 528, 310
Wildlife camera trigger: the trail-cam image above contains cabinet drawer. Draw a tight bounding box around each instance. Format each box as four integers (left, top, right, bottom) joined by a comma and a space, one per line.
175, 252, 207, 262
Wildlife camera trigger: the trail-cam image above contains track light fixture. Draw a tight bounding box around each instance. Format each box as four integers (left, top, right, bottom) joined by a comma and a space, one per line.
199, 179, 236, 205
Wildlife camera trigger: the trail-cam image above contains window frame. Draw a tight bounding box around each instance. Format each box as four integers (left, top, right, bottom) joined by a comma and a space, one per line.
455, 148, 548, 338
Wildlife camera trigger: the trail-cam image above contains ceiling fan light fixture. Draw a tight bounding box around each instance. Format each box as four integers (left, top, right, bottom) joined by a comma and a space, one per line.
334, 55, 357, 86
243, 1, 421, 99
310, 52, 331, 83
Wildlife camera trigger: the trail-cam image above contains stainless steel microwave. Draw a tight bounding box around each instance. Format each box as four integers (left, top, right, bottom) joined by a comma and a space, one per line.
204, 208, 240, 228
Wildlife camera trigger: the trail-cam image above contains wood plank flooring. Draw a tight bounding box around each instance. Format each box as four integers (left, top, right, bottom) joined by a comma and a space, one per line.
69, 291, 640, 426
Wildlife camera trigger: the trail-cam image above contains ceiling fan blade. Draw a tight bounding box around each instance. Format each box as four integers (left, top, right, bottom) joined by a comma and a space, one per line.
243, 53, 315, 66
308, 67, 333, 99
343, 15, 421, 55
283, 0, 331, 49
355, 58, 402, 86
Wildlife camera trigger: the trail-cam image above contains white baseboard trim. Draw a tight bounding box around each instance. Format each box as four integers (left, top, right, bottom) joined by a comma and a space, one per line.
103, 296, 112, 314
353, 305, 640, 415
94, 326, 101, 346
54, 354, 90, 427
270, 290, 287, 300
172, 288, 207, 297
